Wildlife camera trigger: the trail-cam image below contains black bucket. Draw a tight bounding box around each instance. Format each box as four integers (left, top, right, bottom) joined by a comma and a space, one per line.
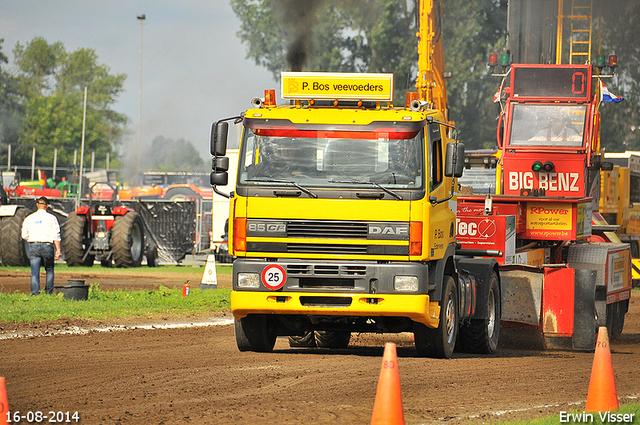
54, 279, 89, 301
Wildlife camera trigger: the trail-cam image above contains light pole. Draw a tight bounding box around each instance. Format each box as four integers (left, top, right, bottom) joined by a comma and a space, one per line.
137, 14, 145, 178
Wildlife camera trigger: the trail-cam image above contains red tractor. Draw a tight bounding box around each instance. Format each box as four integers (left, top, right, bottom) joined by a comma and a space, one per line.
63, 182, 156, 267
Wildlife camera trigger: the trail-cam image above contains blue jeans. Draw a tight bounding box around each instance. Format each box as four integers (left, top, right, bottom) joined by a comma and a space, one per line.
28, 243, 55, 295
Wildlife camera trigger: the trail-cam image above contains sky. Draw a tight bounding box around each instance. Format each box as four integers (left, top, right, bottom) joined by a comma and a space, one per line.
1, 0, 278, 165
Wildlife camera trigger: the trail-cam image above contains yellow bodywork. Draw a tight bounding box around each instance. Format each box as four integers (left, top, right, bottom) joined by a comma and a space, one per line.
231, 291, 441, 329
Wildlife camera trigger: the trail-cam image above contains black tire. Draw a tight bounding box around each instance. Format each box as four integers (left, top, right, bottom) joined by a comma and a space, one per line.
0, 207, 30, 266
414, 275, 458, 358
288, 332, 317, 348
606, 300, 627, 341
62, 212, 95, 267
165, 187, 200, 201
459, 272, 501, 354
146, 243, 159, 267
112, 212, 144, 268
234, 315, 277, 352
314, 331, 351, 349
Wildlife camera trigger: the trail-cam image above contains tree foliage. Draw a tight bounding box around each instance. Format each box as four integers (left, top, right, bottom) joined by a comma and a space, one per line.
597, 0, 640, 152
142, 136, 205, 172
2, 37, 128, 172
231, 0, 507, 148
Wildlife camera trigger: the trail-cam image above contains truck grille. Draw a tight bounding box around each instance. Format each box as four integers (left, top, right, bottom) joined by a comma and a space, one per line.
287, 221, 368, 238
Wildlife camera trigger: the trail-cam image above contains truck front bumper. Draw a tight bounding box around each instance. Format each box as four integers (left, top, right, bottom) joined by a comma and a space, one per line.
231, 291, 440, 328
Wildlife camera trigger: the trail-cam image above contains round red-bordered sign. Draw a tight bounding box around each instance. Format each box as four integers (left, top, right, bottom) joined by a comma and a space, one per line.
261, 264, 287, 290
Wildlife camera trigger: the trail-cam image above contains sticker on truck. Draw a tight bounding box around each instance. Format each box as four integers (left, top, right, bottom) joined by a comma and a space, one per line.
261, 264, 287, 290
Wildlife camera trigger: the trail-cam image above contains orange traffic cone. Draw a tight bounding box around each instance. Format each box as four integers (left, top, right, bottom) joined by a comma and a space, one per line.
0, 377, 9, 424
585, 327, 619, 412
371, 342, 405, 425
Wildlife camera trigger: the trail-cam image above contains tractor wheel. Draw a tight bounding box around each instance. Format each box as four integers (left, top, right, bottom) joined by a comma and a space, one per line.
146, 243, 159, 267
459, 271, 501, 354
288, 332, 317, 348
62, 212, 95, 267
0, 207, 30, 266
112, 212, 144, 268
414, 275, 459, 359
314, 331, 351, 349
165, 187, 200, 201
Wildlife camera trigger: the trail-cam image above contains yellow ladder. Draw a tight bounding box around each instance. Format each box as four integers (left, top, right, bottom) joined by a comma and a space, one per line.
568, 0, 593, 64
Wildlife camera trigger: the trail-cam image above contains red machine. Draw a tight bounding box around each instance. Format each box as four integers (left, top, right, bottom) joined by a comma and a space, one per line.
456, 60, 631, 350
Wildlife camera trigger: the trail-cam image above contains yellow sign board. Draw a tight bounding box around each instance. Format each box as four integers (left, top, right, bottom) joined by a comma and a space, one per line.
281, 72, 394, 101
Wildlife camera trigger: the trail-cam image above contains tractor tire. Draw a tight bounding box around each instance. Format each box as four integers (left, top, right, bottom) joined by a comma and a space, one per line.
0, 207, 31, 266
63, 212, 95, 267
314, 331, 351, 349
458, 272, 501, 354
146, 243, 159, 267
288, 332, 317, 348
165, 187, 200, 201
112, 212, 144, 268
234, 315, 277, 352
414, 275, 459, 359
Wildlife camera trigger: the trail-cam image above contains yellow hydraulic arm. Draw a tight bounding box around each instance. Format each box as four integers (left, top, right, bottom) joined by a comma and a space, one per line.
416, 0, 449, 123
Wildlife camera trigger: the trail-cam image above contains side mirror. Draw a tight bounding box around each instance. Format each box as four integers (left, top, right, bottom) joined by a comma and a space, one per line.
210, 156, 229, 187
210, 171, 228, 187
445, 142, 465, 178
211, 121, 229, 156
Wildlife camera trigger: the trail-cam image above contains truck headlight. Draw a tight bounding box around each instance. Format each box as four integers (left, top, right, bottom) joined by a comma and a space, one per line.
394, 276, 419, 292
237, 272, 260, 289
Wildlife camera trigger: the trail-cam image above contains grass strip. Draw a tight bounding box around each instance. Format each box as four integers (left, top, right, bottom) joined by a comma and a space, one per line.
0, 283, 231, 323
497, 401, 640, 424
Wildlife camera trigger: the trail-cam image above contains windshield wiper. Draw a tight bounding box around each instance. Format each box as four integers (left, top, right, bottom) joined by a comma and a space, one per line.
246, 178, 318, 198
329, 180, 403, 200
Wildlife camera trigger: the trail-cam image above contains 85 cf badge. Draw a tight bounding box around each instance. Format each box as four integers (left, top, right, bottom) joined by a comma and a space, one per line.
261, 264, 287, 290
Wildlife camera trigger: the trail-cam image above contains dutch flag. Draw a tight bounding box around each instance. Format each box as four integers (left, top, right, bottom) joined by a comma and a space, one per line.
600, 81, 624, 103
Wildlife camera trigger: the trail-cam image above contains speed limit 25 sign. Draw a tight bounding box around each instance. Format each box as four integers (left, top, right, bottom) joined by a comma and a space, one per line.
261, 264, 287, 290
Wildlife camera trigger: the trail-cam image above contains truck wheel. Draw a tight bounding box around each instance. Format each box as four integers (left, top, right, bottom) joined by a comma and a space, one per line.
459, 272, 500, 354
288, 332, 317, 348
414, 275, 458, 358
62, 212, 95, 267
234, 315, 277, 352
314, 331, 351, 349
606, 300, 627, 341
0, 207, 30, 266
112, 212, 144, 267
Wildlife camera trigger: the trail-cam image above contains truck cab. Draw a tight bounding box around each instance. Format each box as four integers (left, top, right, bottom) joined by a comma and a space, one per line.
212, 72, 500, 358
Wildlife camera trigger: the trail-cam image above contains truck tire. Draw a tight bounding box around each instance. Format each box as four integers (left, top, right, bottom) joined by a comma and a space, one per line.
112, 212, 144, 268
314, 331, 351, 349
459, 272, 500, 354
0, 207, 30, 266
414, 275, 458, 359
288, 332, 317, 348
63, 212, 95, 267
234, 315, 277, 352
606, 300, 627, 341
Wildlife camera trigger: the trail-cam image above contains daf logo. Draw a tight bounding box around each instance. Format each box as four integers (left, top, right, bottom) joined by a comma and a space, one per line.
368, 223, 409, 240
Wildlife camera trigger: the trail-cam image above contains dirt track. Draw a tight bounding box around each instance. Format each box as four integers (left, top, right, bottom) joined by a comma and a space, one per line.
1, 268, 639, 424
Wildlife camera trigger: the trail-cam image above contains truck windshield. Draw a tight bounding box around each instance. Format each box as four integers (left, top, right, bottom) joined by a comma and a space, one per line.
509, 104, 587, 147
237, 123, 424, 190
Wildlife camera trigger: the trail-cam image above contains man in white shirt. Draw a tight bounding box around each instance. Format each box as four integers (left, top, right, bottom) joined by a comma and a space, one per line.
21, 196, 62, 295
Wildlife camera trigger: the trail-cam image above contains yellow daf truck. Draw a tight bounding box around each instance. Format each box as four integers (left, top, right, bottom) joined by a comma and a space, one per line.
211, 72, 501, 358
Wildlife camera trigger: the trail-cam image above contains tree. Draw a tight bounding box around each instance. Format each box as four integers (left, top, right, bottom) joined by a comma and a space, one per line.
142, 136, 205, 172
597, 0, 640, 152
231, 0, 506, 148
0, 39, 22, 158
9, 37, 127, 172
